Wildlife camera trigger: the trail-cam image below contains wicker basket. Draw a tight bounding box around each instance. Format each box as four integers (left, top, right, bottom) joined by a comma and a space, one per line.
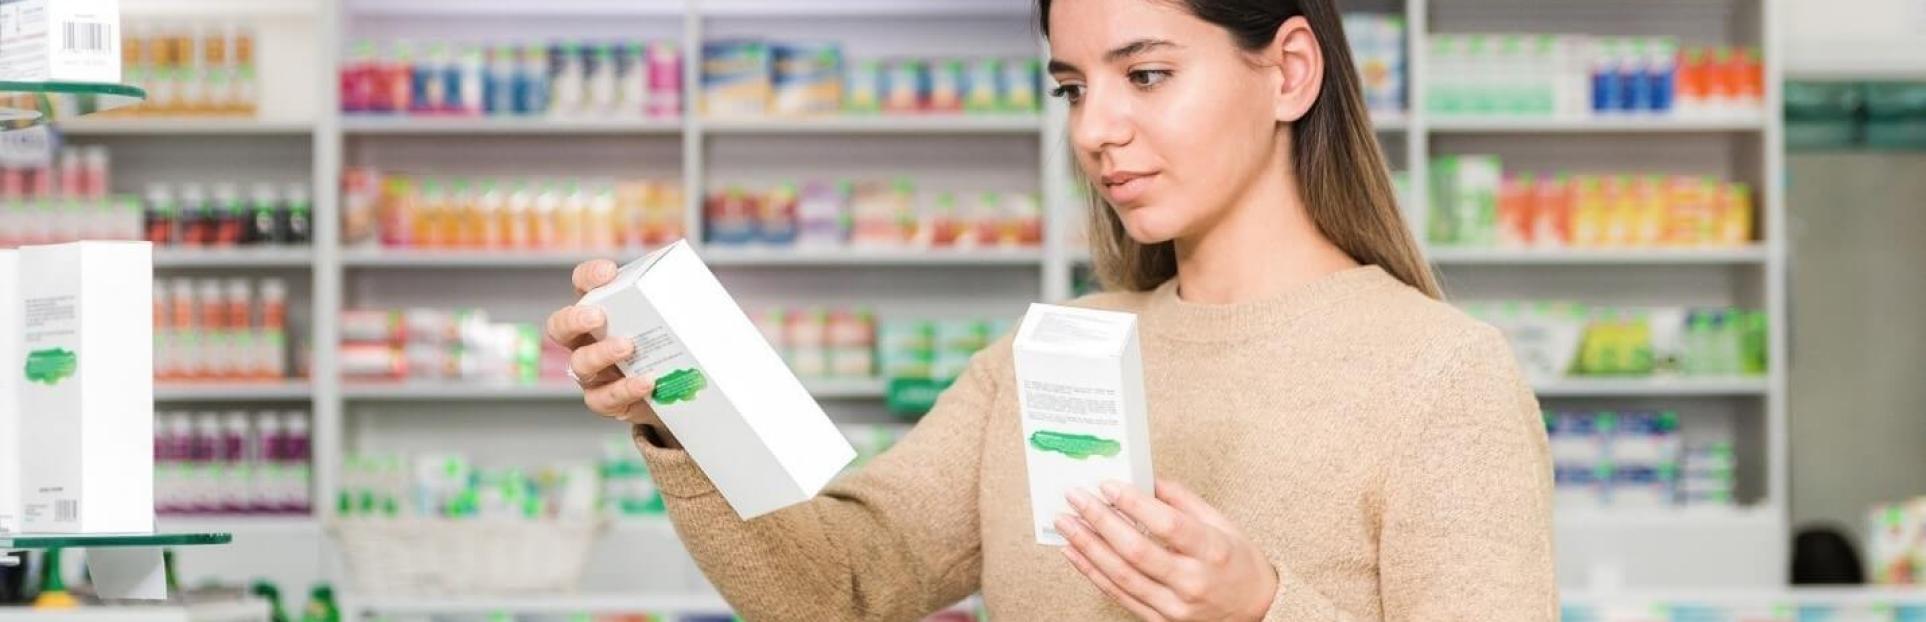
331, 517, 606, 596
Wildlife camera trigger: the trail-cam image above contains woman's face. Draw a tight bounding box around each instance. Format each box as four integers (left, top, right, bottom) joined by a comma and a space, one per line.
1047, 0, 1286, 245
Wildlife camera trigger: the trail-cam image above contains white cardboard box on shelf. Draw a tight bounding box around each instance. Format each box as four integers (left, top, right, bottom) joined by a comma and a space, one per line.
1013, 303, 1153, 546
0, 249, 18, 534
19, 241, 153, 533
579, 239, 855, 520
0, 0, 122, 83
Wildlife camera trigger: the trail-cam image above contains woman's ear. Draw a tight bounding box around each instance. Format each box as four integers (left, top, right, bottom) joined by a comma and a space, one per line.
1266, 15, 1323, 123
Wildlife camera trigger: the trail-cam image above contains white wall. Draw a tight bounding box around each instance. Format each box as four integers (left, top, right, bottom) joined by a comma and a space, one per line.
1785, 0, 1926, 78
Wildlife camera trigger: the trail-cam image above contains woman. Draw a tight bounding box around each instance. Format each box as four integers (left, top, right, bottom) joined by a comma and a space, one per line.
546, 0, 1555, 619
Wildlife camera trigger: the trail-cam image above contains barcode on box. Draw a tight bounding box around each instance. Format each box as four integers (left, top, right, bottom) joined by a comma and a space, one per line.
54, 500, 76, 522
61, 21, 109, 53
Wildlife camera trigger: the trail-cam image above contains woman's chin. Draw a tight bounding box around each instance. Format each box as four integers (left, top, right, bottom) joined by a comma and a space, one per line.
1119, 215, 1184, 246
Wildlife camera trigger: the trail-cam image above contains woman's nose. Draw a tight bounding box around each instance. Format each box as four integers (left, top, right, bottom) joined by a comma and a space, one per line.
1069, 83, 1134, 156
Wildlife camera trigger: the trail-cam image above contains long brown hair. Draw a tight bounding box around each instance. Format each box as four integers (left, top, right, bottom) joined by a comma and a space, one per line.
1039, 0, 1442, 299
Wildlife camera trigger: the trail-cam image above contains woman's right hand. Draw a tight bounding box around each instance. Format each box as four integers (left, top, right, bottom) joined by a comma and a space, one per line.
546, 259, 676, 445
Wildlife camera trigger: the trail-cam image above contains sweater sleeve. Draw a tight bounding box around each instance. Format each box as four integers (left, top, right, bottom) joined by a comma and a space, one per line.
631, 347, 1000, 621
1375, 328, 1559, 621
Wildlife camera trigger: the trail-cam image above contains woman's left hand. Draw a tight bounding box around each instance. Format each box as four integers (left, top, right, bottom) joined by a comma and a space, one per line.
1056, 479, 1278, 622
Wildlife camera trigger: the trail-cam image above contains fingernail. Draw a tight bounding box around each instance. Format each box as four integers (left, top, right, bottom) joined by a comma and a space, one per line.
1054, 514, 1077, 533
577, 307, 602, 324
630, 377, 652, 393
616, 340, 635, 356
1100, 481, 1123, 502
1066, 488, 1093, 509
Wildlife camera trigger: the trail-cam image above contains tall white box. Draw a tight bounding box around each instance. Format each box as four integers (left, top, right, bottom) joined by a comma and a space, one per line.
19, 241, 153, 533
580, 239, 854, 519
1013, 303, 1154, 546
0, 250, 18, 534
0, 0, 121, 83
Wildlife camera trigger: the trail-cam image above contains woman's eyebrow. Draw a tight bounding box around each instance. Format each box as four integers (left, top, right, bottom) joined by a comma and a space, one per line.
1049, 38, 1182, 75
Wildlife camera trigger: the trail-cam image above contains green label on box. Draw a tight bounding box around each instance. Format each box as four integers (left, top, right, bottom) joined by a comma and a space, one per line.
24, 348, 77, 385
1029, 431, 1122, 461
650, 367, 708, 405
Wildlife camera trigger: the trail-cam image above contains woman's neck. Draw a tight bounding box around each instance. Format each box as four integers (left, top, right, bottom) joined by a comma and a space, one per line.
1172, 165, 1359, 305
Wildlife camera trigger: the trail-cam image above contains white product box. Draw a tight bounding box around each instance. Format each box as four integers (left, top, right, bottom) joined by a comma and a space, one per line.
0, 250, 18, 534
579, 239, 854, 520
1013, 303, 1153, 546
0, 0, 120, 83
19, 241, 153, 533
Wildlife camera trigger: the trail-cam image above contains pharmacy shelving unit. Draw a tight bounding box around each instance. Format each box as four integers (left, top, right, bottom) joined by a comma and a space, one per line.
99, 0, 1789, 614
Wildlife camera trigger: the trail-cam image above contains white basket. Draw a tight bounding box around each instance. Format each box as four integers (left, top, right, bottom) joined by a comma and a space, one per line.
331, 517, 606, 596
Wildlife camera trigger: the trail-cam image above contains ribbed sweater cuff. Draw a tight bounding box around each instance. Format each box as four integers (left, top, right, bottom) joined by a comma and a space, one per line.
631, 424, 720, 499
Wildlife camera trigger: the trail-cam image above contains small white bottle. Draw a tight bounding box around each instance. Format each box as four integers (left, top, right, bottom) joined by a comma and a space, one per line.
284, 411, 312, 514
222, 411, 253, 513
254, 412, 283, 513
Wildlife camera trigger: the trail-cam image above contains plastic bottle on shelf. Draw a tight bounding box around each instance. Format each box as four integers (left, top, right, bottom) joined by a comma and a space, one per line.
619, 41, 648, 118
550, 42, 584, 118
588, 44, 619, 116
517, 44, 550, 115
385, 40, 416, 115
261, 278, 288, 379
285, 411, 312, 514
220, 411, 250, 513
189, 411, 221, 513
557, 180, 587, 250
485, 45, 515, 116
647, 41, 682, 118
178, 182, 210, 246
588, 183, 618, 250
506, 180, 534, 248
457, 44, 485, 117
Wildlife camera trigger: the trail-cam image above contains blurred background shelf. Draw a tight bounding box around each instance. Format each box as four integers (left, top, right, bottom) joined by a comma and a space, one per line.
700, 115, 1042, 135
700, 247, 1045, 267
1532, 377, 1770, 398
339, 248, 640, 269
58, 119, 317, 136
343, 592, 731, 617
340, 117, 683, 136
0, 600, 270, 622
155, 382, 314, 402
154, 247, 315, 268
1427, 115, 1768, 133
1428, 246, 1770, 266
340, 379, 887, 401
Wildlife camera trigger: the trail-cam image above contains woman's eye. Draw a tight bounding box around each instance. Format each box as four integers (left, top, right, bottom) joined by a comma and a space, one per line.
1049, 83, 1086, 103
1128, 69, 1172, 88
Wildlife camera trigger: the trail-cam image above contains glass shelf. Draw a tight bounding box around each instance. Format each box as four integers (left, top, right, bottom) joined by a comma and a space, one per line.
0, 532, 231, 549
0, 81, 147, 130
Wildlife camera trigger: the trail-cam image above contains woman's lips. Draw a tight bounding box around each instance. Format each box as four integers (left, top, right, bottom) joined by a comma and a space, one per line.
1101, 171, 1157, 205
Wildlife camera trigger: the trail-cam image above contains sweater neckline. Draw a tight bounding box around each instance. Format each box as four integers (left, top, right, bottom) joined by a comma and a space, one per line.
1140, 264, 1400, 343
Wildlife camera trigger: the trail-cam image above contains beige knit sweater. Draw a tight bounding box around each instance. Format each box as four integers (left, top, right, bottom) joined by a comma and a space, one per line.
633, 265, 1557, 621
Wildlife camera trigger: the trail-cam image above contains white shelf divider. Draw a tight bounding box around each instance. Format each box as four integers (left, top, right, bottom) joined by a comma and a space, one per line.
341, 378, 886, 401
1531, 377, 1770, 398
0, 600, 271, 622
339, 248, 639, 269
1428, 246, 1770, 266
1427, 114, 1768, 133
58, 118, 317, 136
699, 115, 1043, 135
345, 592, 731, 617
156, 381, 315, 402
154, 247, 316, 268
340, 117, 684, 136
700, 246, 1045, 267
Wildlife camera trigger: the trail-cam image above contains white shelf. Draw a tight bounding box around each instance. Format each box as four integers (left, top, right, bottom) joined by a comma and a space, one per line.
346, 0, 685, 16
699, 0, 1031, 17
342, 379, 887, 401
154, 247, 315, 268
1373, 111, 1410, 132
1555, 507, 1776, 529
155, 381, 314, 401
1428, 246, 1769, 266
1428, 114, 1768, 133
58, 119, 316, 136
1563, 586, 1926, 608
700, 246, 1044, 267
341, 117, 683, 136
701, 115, 1042, 135
0, 600, 270, 622
346, 592, 731, 616
157, 516, 322, 535
1532, 377, 1770, 397
339, 248, 644, 269
121, 0, 316, 18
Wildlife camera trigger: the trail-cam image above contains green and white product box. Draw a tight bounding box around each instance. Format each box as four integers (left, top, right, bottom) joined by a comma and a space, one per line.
0, 0, 121, 83
0, 250, 18, 534
579, 239, 854, 520
1013, 303, 1153, 546
19, 241, 153, 533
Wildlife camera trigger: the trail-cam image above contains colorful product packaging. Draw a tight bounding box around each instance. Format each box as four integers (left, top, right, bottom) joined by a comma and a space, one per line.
0, 0, 122, 83
578, 240, 856, 519
18, 241, 154, 533
884, 58, 928, 113
701, 40, 771, 117
1013, 303, 1152, 546
845, 59, 884, 113
771, 42, 842, 116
